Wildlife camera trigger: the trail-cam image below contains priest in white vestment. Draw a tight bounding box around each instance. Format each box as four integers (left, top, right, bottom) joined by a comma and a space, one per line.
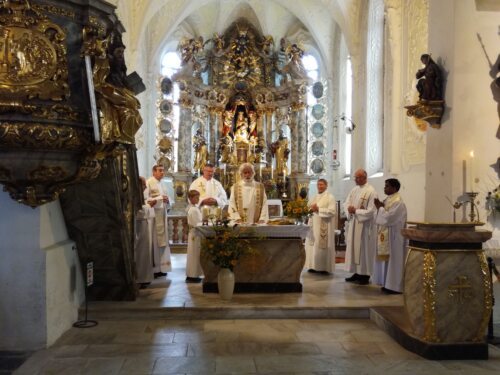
135, 177, 155, 288
146, 165, 172, 276
228, 163, 269, 224
186, 190, 203, 282
343, 169, 378, 285
372, 178, 408, 294
305, 178, 337, 274
189, 163, 228, 210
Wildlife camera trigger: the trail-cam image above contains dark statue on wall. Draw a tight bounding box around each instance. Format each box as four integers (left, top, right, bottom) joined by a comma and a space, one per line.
405, 53, 446, 128
416, 54, 443, 101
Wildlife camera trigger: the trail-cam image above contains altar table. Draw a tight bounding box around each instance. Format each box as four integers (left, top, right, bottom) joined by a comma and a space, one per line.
195, 225, 310, 293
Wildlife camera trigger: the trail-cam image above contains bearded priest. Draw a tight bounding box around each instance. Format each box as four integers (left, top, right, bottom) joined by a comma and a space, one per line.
228, 163, 269, 224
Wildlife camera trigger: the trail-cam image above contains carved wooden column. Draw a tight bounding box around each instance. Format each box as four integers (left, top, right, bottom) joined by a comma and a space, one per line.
177, 106, 193, 172
297, 107, 307, 173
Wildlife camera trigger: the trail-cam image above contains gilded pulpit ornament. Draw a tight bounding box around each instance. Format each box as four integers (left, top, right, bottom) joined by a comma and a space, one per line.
0, 1, 69, 101
91, 32, 143, 144
405, 54, 445, 128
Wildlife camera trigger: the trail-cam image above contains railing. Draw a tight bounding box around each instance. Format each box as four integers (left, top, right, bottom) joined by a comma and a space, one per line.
167, 215, 188, 245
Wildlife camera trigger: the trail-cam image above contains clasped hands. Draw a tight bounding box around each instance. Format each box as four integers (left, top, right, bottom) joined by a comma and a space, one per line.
374, 198, 384, 209
201, 197, 217, 206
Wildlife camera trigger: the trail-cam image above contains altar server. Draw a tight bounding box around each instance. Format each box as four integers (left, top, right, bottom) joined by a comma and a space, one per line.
305, 179, 337, 274
372, 178, 408, 294
343, 169, 378, 285
186, 190, 203, 283
229, 163, 268, 224
146, 165, 172, 277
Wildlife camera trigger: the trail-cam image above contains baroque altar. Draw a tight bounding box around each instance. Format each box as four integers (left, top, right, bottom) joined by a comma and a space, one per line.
165, 19, 312, 210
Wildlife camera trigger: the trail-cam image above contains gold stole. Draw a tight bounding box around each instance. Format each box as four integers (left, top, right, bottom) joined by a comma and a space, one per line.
352, 192, 369, 265
377, 193, 401, 261
235, 182, 264, 223
313, 194, 329, 249
154, 207, 167, 247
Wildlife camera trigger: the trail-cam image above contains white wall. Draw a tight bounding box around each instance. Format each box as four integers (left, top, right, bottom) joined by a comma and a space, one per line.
0, 191, 84, 350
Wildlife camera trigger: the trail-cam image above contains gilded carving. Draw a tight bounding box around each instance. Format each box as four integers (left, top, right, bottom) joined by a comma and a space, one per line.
88, 31, 143, 144
476, 251, 492, 342
0, 0, 69, 100
31, 3, 76, 19
28, 165, 67, 182
0, 122, 92, 150
447, 276, 472, 304
422, 250, 439, 342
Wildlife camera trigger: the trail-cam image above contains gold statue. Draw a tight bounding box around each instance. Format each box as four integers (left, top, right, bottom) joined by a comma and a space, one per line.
193, 129, 208, 171
271, 130, 290, 176
93, 33, 142, 144
233, 110, 249, 143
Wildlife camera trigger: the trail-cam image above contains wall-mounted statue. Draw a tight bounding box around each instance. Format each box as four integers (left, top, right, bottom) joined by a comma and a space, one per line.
270, 130, 290, 176
416, 54, 443, 101
404, 53, 445, 129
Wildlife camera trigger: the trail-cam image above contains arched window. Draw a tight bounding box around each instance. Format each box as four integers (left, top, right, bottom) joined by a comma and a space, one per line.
345, 56, 353, 176
158, 51, 182, 172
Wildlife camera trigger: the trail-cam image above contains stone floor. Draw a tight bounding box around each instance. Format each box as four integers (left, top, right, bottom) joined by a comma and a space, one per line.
14, 254, 500, 374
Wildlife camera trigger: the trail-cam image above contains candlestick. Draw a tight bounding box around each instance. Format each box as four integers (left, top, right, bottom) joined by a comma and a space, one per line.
462, 159, 467, 193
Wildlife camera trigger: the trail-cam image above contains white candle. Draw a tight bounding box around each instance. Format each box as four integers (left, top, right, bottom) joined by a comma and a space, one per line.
469, 150, 474, 192
462, 159, 467, 193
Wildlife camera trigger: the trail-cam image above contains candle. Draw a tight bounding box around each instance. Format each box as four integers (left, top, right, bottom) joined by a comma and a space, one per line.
202, 206, 209, 221
462, 159, 467, 193
215, 206, 222, 220
469, 150, 474, 192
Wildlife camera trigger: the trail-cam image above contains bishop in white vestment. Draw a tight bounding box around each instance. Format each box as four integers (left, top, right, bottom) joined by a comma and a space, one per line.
343, 169, 378, 284
146, 165, 172, 275
372, 178, 408, 293
229, 163, 268, 224
305, 179, 337, 273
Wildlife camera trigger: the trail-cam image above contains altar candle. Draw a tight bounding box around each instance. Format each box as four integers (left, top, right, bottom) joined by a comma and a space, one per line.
462, 159, 467, 193
215, 206, 222, 220
469, 150, 474, 192
202, 206, 209, 221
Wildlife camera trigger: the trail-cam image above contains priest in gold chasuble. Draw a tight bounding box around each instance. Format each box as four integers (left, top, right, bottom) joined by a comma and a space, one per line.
229, 163, 268, 224
305, 179, 337, 274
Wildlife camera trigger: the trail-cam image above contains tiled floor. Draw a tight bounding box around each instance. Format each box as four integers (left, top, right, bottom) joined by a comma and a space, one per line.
15, 254, 500, 374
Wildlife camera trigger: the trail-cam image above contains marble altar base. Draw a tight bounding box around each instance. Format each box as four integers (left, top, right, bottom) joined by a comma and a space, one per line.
197, 225, 308, 293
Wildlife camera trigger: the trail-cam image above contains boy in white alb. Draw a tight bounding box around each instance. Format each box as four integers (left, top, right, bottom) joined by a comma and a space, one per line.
186, 190, 203, 283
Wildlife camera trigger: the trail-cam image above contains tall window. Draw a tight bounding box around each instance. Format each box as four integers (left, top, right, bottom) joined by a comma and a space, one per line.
160, 51, 181, 172
345, 57, 352, 176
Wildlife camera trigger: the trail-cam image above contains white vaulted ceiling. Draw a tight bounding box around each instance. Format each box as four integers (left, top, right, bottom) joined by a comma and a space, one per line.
112, 0, 364, 77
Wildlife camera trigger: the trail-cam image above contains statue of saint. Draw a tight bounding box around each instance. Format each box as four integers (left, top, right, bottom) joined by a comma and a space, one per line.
222, 110, 234, 137
233, 110, 249, 143
248, 111, 258, 144
270, 130, 290, 176
416, 54, 443, 101
193, 129, 208, 171
93, 32, 142, 144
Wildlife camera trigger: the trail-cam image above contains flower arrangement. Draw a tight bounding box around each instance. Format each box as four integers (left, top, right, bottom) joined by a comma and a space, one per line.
284, 198, 309, 220
200, 221, 252, 271
486, 185, 500, 213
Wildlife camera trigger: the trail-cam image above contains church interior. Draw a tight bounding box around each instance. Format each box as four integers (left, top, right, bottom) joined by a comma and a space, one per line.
1, 0, 500, 373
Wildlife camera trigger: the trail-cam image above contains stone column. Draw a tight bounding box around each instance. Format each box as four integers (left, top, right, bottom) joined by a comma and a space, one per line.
297, 107, 307, 173
265, 111, 273, 166
172, 106, 193, 214
209, 109, 219, 165
290, 110, 299, 174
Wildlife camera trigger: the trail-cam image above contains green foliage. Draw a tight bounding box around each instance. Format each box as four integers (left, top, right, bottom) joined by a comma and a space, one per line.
201, 223, 252, 271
